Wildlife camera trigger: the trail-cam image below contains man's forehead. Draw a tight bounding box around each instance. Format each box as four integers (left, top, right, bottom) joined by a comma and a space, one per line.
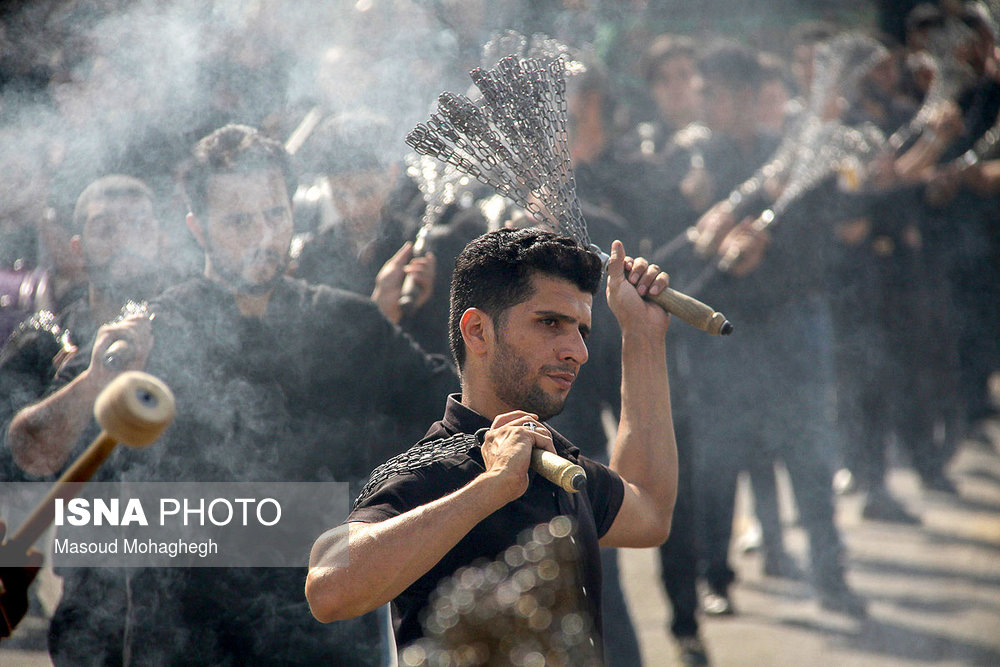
85, 195, 153, 221
206, 169, 288, 206
523, 274, 593, 313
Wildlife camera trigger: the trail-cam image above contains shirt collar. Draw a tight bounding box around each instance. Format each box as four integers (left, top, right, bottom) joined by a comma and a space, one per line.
441, 394, 581, 459
441, 394, 492, 435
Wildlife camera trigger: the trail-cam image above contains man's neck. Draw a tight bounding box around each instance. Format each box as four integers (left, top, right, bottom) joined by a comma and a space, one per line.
233, 290, 272, 319
204, 267, 273, 319
459, 378, 502, 422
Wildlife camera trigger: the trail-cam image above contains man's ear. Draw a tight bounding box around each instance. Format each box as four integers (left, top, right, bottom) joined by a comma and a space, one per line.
186, 212, 206, 248
459, 308, 493, 359
69, 234, 82, 257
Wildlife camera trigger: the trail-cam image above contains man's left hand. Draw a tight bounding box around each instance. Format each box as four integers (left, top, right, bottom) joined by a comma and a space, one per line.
717, 216, 771, 276
605, 240, 671, 336
372, 242, 436, 324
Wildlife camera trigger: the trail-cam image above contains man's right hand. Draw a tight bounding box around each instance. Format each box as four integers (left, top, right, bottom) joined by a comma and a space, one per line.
693, 200, 737, 257
88, 315, 154, 380
480, 412, 555, 505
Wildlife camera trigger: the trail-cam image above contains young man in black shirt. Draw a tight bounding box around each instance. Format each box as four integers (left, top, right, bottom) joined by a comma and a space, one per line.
307, 228, 679, 658
9, 124, 457, 664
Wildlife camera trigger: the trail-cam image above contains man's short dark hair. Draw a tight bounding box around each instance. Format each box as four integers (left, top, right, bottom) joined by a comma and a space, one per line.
789, 20, 838, 50
698, 42, 763, 92
181, 124, 297, 218
448, 228, 603, 370
905, 3, 945, 34
72, 175, 154, 233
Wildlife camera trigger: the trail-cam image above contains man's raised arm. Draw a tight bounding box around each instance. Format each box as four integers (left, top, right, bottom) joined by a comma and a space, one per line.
7, 317, 152, 476
599, 240, 679, 548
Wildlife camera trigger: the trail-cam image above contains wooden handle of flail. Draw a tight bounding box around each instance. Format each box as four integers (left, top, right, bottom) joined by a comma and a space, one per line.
8, 372, 175, 551
590, 244, 732, 336
648, 286, 733, 336
531, 449, 586, 493
398, 228, 430, 316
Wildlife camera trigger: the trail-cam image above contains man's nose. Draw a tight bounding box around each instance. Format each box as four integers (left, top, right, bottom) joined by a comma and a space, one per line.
559, 332, 588, 366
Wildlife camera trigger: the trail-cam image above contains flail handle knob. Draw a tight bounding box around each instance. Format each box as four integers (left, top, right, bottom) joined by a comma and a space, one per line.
531, 449, 586, 493
94, 371, 176, 447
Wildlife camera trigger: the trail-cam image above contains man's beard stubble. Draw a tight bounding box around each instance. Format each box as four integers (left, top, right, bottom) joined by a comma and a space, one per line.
209, 245, 288, 296
488, 335, 568, 422
89, 256, 163, 305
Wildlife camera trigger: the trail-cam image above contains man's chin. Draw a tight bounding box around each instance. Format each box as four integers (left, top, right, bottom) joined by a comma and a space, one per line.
216, 265, 286, 295
237, 278, 280, 295
529, 393, 567, 422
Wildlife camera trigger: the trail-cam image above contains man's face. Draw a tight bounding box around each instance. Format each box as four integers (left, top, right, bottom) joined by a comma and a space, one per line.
81, 195, 161, 298
201, 169, 293, 293
757, 78, 790, 132
327, 167, 396, 241
486, 274, 592, 421
701, 78, 741, 133
650, 55, 702, 126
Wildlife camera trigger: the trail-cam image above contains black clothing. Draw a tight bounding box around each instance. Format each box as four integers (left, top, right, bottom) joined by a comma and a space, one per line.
293, 177, 421, 299
49, 276, 459, 665
397, 206, 487, 358
348, 394, 625, 652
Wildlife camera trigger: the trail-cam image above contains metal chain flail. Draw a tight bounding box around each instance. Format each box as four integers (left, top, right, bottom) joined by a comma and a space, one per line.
353, 432, 478, 509
406, 49, 734, 335
406, 54, 593, 252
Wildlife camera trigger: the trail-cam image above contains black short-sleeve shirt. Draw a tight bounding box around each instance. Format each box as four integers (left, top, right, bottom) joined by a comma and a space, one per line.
348, 394, 626, 651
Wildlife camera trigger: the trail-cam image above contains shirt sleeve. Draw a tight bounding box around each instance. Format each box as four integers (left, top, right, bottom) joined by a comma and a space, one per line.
578, 454, 625, 539
347, 462, 469, 525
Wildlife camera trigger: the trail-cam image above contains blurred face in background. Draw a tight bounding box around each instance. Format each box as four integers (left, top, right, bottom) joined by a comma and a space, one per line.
792, 43, 818, 96
701, 77, 745, 134
327, 165, 397, 246
197, 168, 293, 294
649, 55, 702, 127
78, 194, 162, 300
757, 77, 791, 132
866, 53, 900, 97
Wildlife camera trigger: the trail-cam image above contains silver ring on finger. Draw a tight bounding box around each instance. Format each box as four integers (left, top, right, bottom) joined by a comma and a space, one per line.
524, 422, 537, 432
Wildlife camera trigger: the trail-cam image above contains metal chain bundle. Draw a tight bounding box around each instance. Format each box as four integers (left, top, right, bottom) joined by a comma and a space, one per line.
405, 54, 592, 251
353, 433, 478, 509
399, 516, 602, 667
405, 153, 473, 229
889, 16, 979, 151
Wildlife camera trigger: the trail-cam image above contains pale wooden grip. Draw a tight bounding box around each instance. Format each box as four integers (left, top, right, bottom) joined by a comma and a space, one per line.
647, 287, 733, 336
8, 372, 175, 551
9, 434, 117, 549
531, 449, 586, 493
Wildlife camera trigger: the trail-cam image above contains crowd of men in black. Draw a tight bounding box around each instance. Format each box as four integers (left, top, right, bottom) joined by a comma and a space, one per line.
1, 0, 998, 664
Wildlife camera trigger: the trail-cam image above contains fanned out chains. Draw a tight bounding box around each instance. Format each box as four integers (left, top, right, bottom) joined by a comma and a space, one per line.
724, 33, 890, 225
405, 53, 593, 252
889, 15, 979, 151
353, 432, 479, 509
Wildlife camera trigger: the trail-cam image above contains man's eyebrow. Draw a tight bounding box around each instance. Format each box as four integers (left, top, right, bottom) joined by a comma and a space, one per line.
533, 310, 591, 336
